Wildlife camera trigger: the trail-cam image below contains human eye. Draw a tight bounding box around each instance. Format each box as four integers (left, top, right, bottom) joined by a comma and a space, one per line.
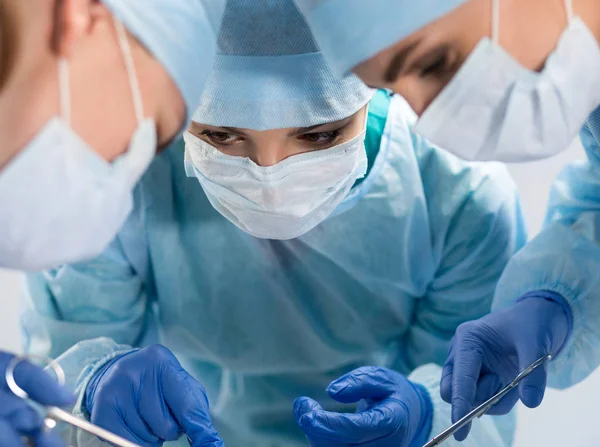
298, 130, 342, 146
419, 52, 450, 77
200, 130, 242, 146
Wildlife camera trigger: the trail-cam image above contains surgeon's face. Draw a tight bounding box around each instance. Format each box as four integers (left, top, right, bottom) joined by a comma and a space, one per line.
189, 107, 367, 167
353, 0, 600, 115
0, 0, 184, 169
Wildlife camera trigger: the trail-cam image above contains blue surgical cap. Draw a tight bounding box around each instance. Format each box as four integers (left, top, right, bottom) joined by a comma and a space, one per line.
192, 0, 373, 131
294, 0, 468, 76
102, 0, 225, 126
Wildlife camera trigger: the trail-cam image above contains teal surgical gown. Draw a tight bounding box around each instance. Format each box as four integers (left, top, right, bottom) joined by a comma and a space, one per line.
21, 94, 525, 447
493, 105, 600, 390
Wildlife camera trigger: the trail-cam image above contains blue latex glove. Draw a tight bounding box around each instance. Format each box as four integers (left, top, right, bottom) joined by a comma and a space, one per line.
85, 345, 223, 447
441, 294, 571, 442
0, 351, 74, 447
294, 366, 433, 447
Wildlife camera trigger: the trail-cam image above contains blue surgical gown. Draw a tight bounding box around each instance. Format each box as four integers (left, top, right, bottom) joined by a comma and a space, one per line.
493, 106, 600, 390
21, 94, 525, 447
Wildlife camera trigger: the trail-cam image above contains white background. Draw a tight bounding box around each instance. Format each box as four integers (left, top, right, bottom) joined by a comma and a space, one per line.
0, 142, 599, 446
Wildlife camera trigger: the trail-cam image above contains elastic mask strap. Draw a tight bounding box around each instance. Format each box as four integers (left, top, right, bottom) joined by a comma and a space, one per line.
58, 58, 71, 125
491, 0, 500, 44
564, 0, 574, 23
114, 18, 144, 125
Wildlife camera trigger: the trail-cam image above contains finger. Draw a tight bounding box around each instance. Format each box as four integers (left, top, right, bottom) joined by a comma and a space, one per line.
451, 347, 483, 442
485, 388, 520, 416
471, 373, 518, 415
293, 397, 323, 422
0, 390, 43, 435
326, 366, 396, 403
518, 351, 548, 409
297, 401, 404, 443
139, 369, 182, 442
472, 374, 501, 406
440, 361, 454, 404
0, 355, 74, 407
29, 429, 66, 447
161, 365, 223, 447
91, 403, 158, 447
0, 420, 25, 447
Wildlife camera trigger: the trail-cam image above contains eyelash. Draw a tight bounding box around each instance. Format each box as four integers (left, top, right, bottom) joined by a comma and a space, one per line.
421, 54, 449, 77
201, 130, 343, 146
201, 130, 240, 145
299, 130, 342, 145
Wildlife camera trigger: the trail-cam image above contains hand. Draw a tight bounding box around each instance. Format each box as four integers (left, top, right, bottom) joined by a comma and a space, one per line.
0, 351, 74, 447
294, 366, 432, 447
441, 295, 570, 441
85, 345, 223, 447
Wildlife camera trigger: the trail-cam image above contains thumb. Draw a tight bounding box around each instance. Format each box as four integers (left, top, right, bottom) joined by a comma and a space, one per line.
327, 367, 397, 404
0, 355, 74, 407
293, 397, 323, 422
161, 365, 223, 447
517, 350, 548, 409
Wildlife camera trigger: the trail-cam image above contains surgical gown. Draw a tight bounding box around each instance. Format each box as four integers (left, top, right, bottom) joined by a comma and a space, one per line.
21, 95, 525, 447
493, 105, 600, 389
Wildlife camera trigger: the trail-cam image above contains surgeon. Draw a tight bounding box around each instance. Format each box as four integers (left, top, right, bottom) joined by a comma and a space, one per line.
0, 0, 223, 445
20, 2, 528, 446
294, 0, 600, 442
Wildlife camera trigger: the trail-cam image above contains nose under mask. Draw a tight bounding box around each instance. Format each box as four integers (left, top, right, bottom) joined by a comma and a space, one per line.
414, 0, 600, 163
184, 116, 368, 240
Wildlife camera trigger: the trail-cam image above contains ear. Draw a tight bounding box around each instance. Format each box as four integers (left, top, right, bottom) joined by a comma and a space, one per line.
52, 0, 95, 58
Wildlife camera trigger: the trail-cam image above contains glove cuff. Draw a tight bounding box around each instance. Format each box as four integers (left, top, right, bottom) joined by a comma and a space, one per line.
84, 353, 130, 415
517, 290, 573, 358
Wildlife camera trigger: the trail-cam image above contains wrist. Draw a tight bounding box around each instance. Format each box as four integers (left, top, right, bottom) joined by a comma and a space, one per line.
408, 383, 433, 447
517, 290, 573, 357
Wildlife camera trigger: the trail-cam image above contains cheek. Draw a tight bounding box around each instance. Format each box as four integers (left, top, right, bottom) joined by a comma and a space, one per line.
69, 55, 139, 162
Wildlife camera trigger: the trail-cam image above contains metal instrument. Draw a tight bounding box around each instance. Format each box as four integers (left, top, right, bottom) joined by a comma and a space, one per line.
6, 355, 142, 447
422, 354, 552, 447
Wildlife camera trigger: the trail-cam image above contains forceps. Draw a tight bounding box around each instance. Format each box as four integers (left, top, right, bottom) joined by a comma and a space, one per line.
422, 354, 552, 447
6, 355, 141, 447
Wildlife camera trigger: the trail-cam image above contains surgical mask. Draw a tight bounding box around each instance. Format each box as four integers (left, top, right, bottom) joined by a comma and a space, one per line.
184, 114, 368, 240
0, 19, 157, 271
414, 0, 600, 162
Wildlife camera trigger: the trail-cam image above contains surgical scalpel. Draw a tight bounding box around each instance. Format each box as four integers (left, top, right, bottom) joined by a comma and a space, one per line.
422, 354, 552, 447
6, 355, 142, 447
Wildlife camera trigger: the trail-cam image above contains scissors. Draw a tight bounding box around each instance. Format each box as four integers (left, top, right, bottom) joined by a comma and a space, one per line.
6, 355, 142, 447
422, 354, 552, 447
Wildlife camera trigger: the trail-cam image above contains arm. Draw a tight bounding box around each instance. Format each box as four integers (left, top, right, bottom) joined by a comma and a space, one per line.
400, 142, 526, 446
20, 212, 152, 417
493, 115, 600, 389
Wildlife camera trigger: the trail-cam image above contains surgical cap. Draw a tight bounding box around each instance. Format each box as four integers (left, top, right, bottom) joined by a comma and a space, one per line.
102, 0, 225, 125
192, 0, 373, 131
293, 0, 468, 76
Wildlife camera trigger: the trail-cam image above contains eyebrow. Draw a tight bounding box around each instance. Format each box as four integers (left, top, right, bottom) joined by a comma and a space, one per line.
383, 41, 420, 83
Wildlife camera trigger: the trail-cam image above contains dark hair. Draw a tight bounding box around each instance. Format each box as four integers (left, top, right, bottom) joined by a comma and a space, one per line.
0, 0, 18, 91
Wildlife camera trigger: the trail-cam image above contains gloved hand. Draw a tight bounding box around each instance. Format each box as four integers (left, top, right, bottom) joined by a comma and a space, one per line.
441, 294, 571, 441
0, 351, 74, 447
85, 344, 223, 447
294, 366, 432, 447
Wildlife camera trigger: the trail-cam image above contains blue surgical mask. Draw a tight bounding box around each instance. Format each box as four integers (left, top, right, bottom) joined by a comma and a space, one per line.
414, 0, 600, 163
0, 19, 157, 271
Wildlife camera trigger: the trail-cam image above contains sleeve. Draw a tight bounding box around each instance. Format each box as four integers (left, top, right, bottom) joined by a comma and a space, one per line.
493, 118, 600, 389
395, 137, 527, 373
409, 364, 513, 447
396, 138, 527, 446
20, 209, 157, 420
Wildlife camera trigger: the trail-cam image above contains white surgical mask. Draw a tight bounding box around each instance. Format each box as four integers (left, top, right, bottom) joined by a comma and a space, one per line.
0, 19, 157, 271
184, 114, 368, 240
414, 0, 600, 162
